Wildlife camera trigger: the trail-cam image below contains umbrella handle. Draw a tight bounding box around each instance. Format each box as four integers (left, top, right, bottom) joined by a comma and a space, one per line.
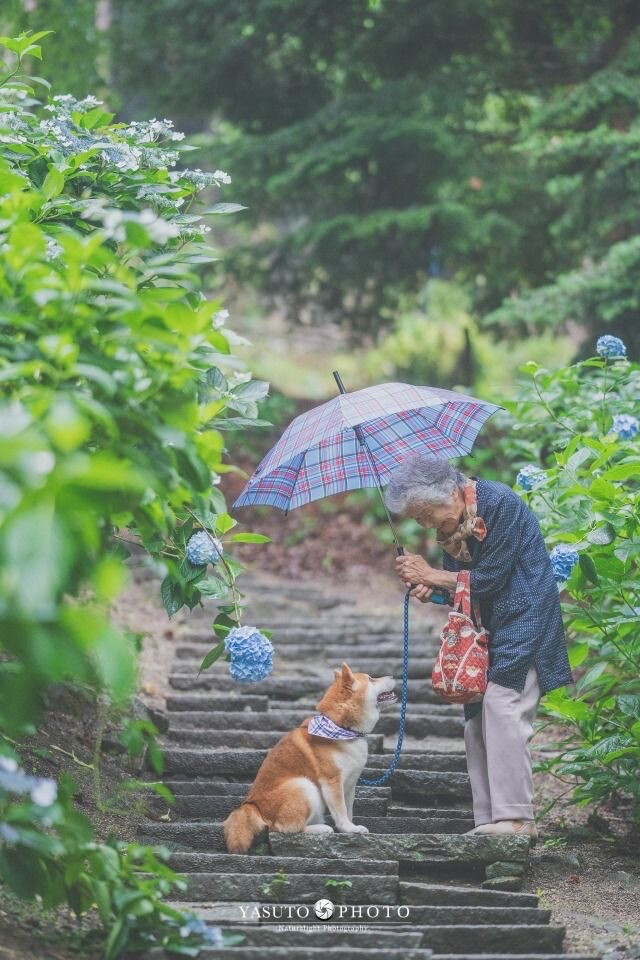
396, 544, 451, 606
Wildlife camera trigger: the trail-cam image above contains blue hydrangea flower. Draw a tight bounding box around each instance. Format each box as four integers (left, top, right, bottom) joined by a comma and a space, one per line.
549, 545, 579, 583
225, 625, 274, 683
186, 530, 223, 566
179, 914, 223, 947
596, 335, 627, 359
516, 464, 547, 491
610, 414, 639, 440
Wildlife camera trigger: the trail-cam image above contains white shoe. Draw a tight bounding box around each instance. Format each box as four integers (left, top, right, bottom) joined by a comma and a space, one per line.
472, 819, 538, 844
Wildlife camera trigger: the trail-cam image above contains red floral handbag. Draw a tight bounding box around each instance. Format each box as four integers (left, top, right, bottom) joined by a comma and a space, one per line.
431, 570, 489, 705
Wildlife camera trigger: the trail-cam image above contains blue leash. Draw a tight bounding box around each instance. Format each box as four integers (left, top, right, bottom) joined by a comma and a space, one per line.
359, 589, 411, 786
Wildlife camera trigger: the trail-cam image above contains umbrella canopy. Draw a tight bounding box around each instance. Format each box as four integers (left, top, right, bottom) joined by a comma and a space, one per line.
233, 380, 500, 512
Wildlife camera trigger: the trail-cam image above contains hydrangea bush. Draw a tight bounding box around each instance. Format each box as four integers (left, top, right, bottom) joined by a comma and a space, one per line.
0, 32, 270, 954
506, 340, 640, 820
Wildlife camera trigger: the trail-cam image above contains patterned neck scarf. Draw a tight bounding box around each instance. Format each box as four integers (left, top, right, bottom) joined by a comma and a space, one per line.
307, 714, 366, 740
437, 479, 487, 564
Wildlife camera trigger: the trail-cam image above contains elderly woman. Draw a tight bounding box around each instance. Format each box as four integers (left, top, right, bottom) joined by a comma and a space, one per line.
385, 453, 574, 842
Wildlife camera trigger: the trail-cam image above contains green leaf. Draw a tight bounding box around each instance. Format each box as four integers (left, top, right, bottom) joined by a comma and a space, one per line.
579, 554, 599, 585
602, 462, 640, 482
200, 202, 248, 214
214, 512, 237, 534
228, 533, 271, 543
161, 577, 183, 618
198, 638, 225, 673
206, 367, 228, 392
232, 379, 269, 402
586, 523, 616, 546
588, 478, 617, 502
40, 167, 65, 201
568, 642, 590, 668
576, 661, 608, 692
212, 612, 237, 641
197, 577, 229, 599
617, 695, 640, 719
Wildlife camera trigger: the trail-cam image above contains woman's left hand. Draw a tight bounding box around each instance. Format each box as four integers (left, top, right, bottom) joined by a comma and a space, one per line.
395, 552, 438, 588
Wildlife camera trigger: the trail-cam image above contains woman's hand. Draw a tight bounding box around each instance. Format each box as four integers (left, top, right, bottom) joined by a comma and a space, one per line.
395, 552, 438, 588
409, 583, 434, 603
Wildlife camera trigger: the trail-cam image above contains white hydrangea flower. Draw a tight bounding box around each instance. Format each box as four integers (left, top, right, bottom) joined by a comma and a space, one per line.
213, 308, 230, 328
0, 756, 18, 773
31, 778, 58, 807
46, 237, 63, 260
139, 208, 180, 244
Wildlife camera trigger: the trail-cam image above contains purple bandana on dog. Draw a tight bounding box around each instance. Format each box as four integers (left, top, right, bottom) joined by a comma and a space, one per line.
307, 714, 366, 740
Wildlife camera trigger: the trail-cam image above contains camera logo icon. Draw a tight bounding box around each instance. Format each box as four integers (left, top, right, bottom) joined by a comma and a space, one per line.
313, 898, 334, 920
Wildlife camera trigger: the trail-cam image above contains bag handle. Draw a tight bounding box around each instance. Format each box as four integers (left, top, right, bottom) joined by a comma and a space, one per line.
452, 570, 483, 627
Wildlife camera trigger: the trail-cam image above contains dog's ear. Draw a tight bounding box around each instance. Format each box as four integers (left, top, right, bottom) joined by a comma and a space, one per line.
340, 662, 354, 688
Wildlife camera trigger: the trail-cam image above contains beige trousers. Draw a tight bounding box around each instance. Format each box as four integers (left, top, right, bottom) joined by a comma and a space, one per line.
463, 664, 541, 825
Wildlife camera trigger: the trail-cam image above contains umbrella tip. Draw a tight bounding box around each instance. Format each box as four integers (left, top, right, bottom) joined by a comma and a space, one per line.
333, 370, 347, 394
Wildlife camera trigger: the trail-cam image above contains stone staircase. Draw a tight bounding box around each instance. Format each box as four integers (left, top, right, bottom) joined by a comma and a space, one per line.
138, 574, 598, 960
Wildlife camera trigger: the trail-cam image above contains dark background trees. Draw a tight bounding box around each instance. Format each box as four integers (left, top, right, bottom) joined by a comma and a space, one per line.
5, 0, 640, 360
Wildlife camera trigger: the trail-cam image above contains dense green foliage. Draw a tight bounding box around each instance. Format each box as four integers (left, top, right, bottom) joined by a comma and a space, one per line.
506, 346, 640, 819
483, 31, 640, 356
0, 32, 265, 954
0, 756, 213, 958
105, 0, 640, 350
2, 0, 107, 96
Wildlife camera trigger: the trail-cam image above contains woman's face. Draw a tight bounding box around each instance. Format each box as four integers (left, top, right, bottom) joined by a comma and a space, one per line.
407, 488, 466, 536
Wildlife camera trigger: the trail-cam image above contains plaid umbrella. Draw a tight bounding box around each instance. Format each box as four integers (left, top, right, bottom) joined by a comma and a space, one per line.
233, 376, 500, 522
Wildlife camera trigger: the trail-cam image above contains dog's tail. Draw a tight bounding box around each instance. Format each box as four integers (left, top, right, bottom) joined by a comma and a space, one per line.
223, 802, 267, 854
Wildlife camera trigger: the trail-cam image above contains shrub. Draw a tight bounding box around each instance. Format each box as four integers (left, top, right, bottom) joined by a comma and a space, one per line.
0, 31, 267, 954
506, 344, 640, 820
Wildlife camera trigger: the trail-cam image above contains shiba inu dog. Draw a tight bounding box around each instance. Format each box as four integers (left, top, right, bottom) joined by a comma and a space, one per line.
223, 663, 396, 853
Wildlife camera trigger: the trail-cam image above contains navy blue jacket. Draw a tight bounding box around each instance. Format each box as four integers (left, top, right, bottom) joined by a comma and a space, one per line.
441, 478, 574, 721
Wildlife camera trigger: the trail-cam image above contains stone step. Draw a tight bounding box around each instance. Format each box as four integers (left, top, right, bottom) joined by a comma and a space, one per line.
168, 676, 436, 702
175, 871, 399, 903
165, 693, 269, 713
399, 881, 538, 907
269, 833, 530, 866
169, 852, 399, 876
266, 699, 463, 717
412, 925, 566, 953
167, 686, 448, 709
175, 658, 434, 680
354, 817, 473, 835
138, 822, 227, 852
152, 794, 389, 820
140, 815, 475, 851
195, 949, 432, 960
432, 955, 598, 960
209, 928, 423, 948
164, 747, 470, 800
399, 906, 551, 925
162, 780, 391, 799
140, 820, 493, 855
181, 626, 409, 642
174, 644, 440, 662
165, 709, 463, 739
367, 753, 467, 772
165, 729, 385, 753
391, 769, 471, 801
389, 806, 472, 819
198, 925, 565, 955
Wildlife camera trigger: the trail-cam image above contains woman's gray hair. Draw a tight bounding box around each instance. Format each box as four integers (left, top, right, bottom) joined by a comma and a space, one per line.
384, 454, 466, 515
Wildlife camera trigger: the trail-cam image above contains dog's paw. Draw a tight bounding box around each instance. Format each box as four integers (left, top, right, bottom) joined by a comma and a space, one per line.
304, 823, 334, 834
340, 823, 369, 834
